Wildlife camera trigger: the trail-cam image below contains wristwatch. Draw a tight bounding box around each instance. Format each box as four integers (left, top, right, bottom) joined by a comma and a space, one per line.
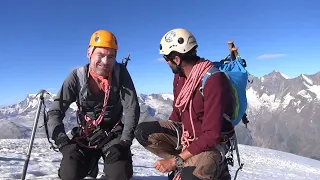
175, 155, 184, 168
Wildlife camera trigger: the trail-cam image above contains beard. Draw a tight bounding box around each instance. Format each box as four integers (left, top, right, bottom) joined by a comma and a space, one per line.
170, 64, 184, 77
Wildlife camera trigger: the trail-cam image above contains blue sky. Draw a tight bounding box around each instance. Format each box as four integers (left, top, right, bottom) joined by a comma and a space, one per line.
0, 0, 319, 106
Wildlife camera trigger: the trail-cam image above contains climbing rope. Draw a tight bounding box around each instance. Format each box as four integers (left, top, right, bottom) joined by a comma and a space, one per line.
74, 68, 116, 148
84, 68, 112, 134
174, 59, 213, 151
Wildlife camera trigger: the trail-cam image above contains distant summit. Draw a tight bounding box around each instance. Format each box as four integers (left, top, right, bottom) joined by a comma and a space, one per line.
0, 70, 320, 160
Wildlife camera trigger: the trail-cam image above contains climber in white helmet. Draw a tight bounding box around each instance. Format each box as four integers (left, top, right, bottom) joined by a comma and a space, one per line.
135, 28, 235, 180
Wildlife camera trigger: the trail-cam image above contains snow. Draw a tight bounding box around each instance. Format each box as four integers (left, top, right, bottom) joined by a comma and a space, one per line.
293, 100, 302, 107
302, 74, 313, 85
1, 138, 320, 180
308, 85, 320, 100
280, 73, 290, 79
160, 94, 174, 101
296, 105, 305, 113
297, 90, 313, 102
303, 82, 320, 100
246, 88, 294, 111
260, 93, 281, 111
282, 93, 295, 108
142, 95, 172, 113
246, 87, 263, 111
0, 93, 52, 115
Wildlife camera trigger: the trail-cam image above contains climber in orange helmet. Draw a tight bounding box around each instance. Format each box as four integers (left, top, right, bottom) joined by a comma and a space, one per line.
135, 28, 234, 180
47, 30, 140, 180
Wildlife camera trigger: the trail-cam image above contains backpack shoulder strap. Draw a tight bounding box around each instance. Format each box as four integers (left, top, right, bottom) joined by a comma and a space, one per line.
76, 65, 89, 109
113, 61, 121, 90
75, 63, 122, 105
199, 66, 234, 129
199, 66, 220, 97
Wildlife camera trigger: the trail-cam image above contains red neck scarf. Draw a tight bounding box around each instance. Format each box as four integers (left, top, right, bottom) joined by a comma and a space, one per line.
89, 68, 112, 93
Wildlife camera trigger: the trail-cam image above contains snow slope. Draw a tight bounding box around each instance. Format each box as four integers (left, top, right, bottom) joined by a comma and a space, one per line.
0, 138, 320, 180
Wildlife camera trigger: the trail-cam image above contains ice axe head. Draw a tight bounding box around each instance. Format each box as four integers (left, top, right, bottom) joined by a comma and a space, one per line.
227, 40, 239, 60
36, 89, 49, 99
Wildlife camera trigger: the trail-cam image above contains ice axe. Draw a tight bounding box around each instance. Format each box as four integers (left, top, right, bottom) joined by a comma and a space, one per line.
227, 40, 247, 67
121, 53, 131, 67
21, 89, 49, 180
227, 40, 239, 60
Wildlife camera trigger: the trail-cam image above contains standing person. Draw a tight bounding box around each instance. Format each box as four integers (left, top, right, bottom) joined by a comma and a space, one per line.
134, 28, 234, 180
47, 29, 140, 180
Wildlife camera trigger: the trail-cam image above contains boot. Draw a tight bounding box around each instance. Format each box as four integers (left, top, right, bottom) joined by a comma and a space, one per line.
87, 163, 99, 178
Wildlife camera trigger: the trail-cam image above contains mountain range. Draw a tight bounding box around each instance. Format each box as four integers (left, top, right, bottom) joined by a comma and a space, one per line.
0, 70, 319, 160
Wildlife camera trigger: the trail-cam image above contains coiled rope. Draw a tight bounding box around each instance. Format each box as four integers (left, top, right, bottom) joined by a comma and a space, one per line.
174, 59, 213, 151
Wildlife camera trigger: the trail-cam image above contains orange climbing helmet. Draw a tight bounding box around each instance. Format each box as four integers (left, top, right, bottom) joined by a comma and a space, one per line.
88, 30, 118, 50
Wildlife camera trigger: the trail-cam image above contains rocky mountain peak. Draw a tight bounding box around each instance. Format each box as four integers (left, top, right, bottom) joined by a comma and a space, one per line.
0, 70, 320, 161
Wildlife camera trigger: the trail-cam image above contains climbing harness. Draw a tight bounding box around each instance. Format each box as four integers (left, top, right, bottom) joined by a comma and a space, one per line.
40, 54, 132, 151
72, 54, 132, 149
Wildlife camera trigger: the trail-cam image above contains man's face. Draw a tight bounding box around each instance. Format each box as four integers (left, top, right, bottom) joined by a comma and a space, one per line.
88, 47, 116, 77
167, 60, 179, 74
165, 55, 182, 75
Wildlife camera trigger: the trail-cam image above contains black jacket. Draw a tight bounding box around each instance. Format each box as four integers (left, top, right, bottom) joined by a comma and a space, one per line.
47, 62, 140, 146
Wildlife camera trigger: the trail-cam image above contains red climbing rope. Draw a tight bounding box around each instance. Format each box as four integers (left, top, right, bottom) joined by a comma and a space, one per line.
174, 59, 213, 151
74, 68, 115, 148
83, 68, 113, 135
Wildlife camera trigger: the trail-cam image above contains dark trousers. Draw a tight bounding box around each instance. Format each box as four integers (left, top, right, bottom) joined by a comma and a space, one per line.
58, 136, 133, 180
135, 120, 231, 180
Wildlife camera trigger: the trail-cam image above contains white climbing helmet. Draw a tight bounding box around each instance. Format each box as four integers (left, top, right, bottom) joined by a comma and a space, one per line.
159, 28, 198, 56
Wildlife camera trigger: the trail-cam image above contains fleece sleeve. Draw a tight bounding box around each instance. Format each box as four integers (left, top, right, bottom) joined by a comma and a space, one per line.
47, 70, 78, 145
119, 65, 141, 143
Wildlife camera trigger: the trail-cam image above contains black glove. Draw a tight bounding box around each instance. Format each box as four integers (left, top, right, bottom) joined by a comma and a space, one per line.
104, 140, 131, 164
60, 143, 85, 162
56, 135, 85, 162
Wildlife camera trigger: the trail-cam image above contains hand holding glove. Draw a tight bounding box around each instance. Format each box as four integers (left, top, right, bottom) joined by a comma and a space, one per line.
104, 140, 131, 164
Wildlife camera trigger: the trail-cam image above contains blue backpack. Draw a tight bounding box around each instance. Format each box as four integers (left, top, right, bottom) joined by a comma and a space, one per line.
199, 54, 249, 178
199, 55, 249, 127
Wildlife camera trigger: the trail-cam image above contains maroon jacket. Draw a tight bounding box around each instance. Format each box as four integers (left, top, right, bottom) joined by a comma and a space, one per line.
169, 69, 234, 155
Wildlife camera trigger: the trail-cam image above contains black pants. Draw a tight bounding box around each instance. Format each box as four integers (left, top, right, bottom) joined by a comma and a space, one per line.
58, 136, 133, 180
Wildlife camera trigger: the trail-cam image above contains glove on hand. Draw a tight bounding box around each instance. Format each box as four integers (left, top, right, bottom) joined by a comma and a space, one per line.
104, 140, 131, 164
60, 143, 85, 162
56, 136, 84, 162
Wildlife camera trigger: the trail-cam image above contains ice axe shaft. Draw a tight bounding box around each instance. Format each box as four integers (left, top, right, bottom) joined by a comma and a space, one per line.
21, 89, 48, 180
121, 53, 131, 67
227, 40, 239, 60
